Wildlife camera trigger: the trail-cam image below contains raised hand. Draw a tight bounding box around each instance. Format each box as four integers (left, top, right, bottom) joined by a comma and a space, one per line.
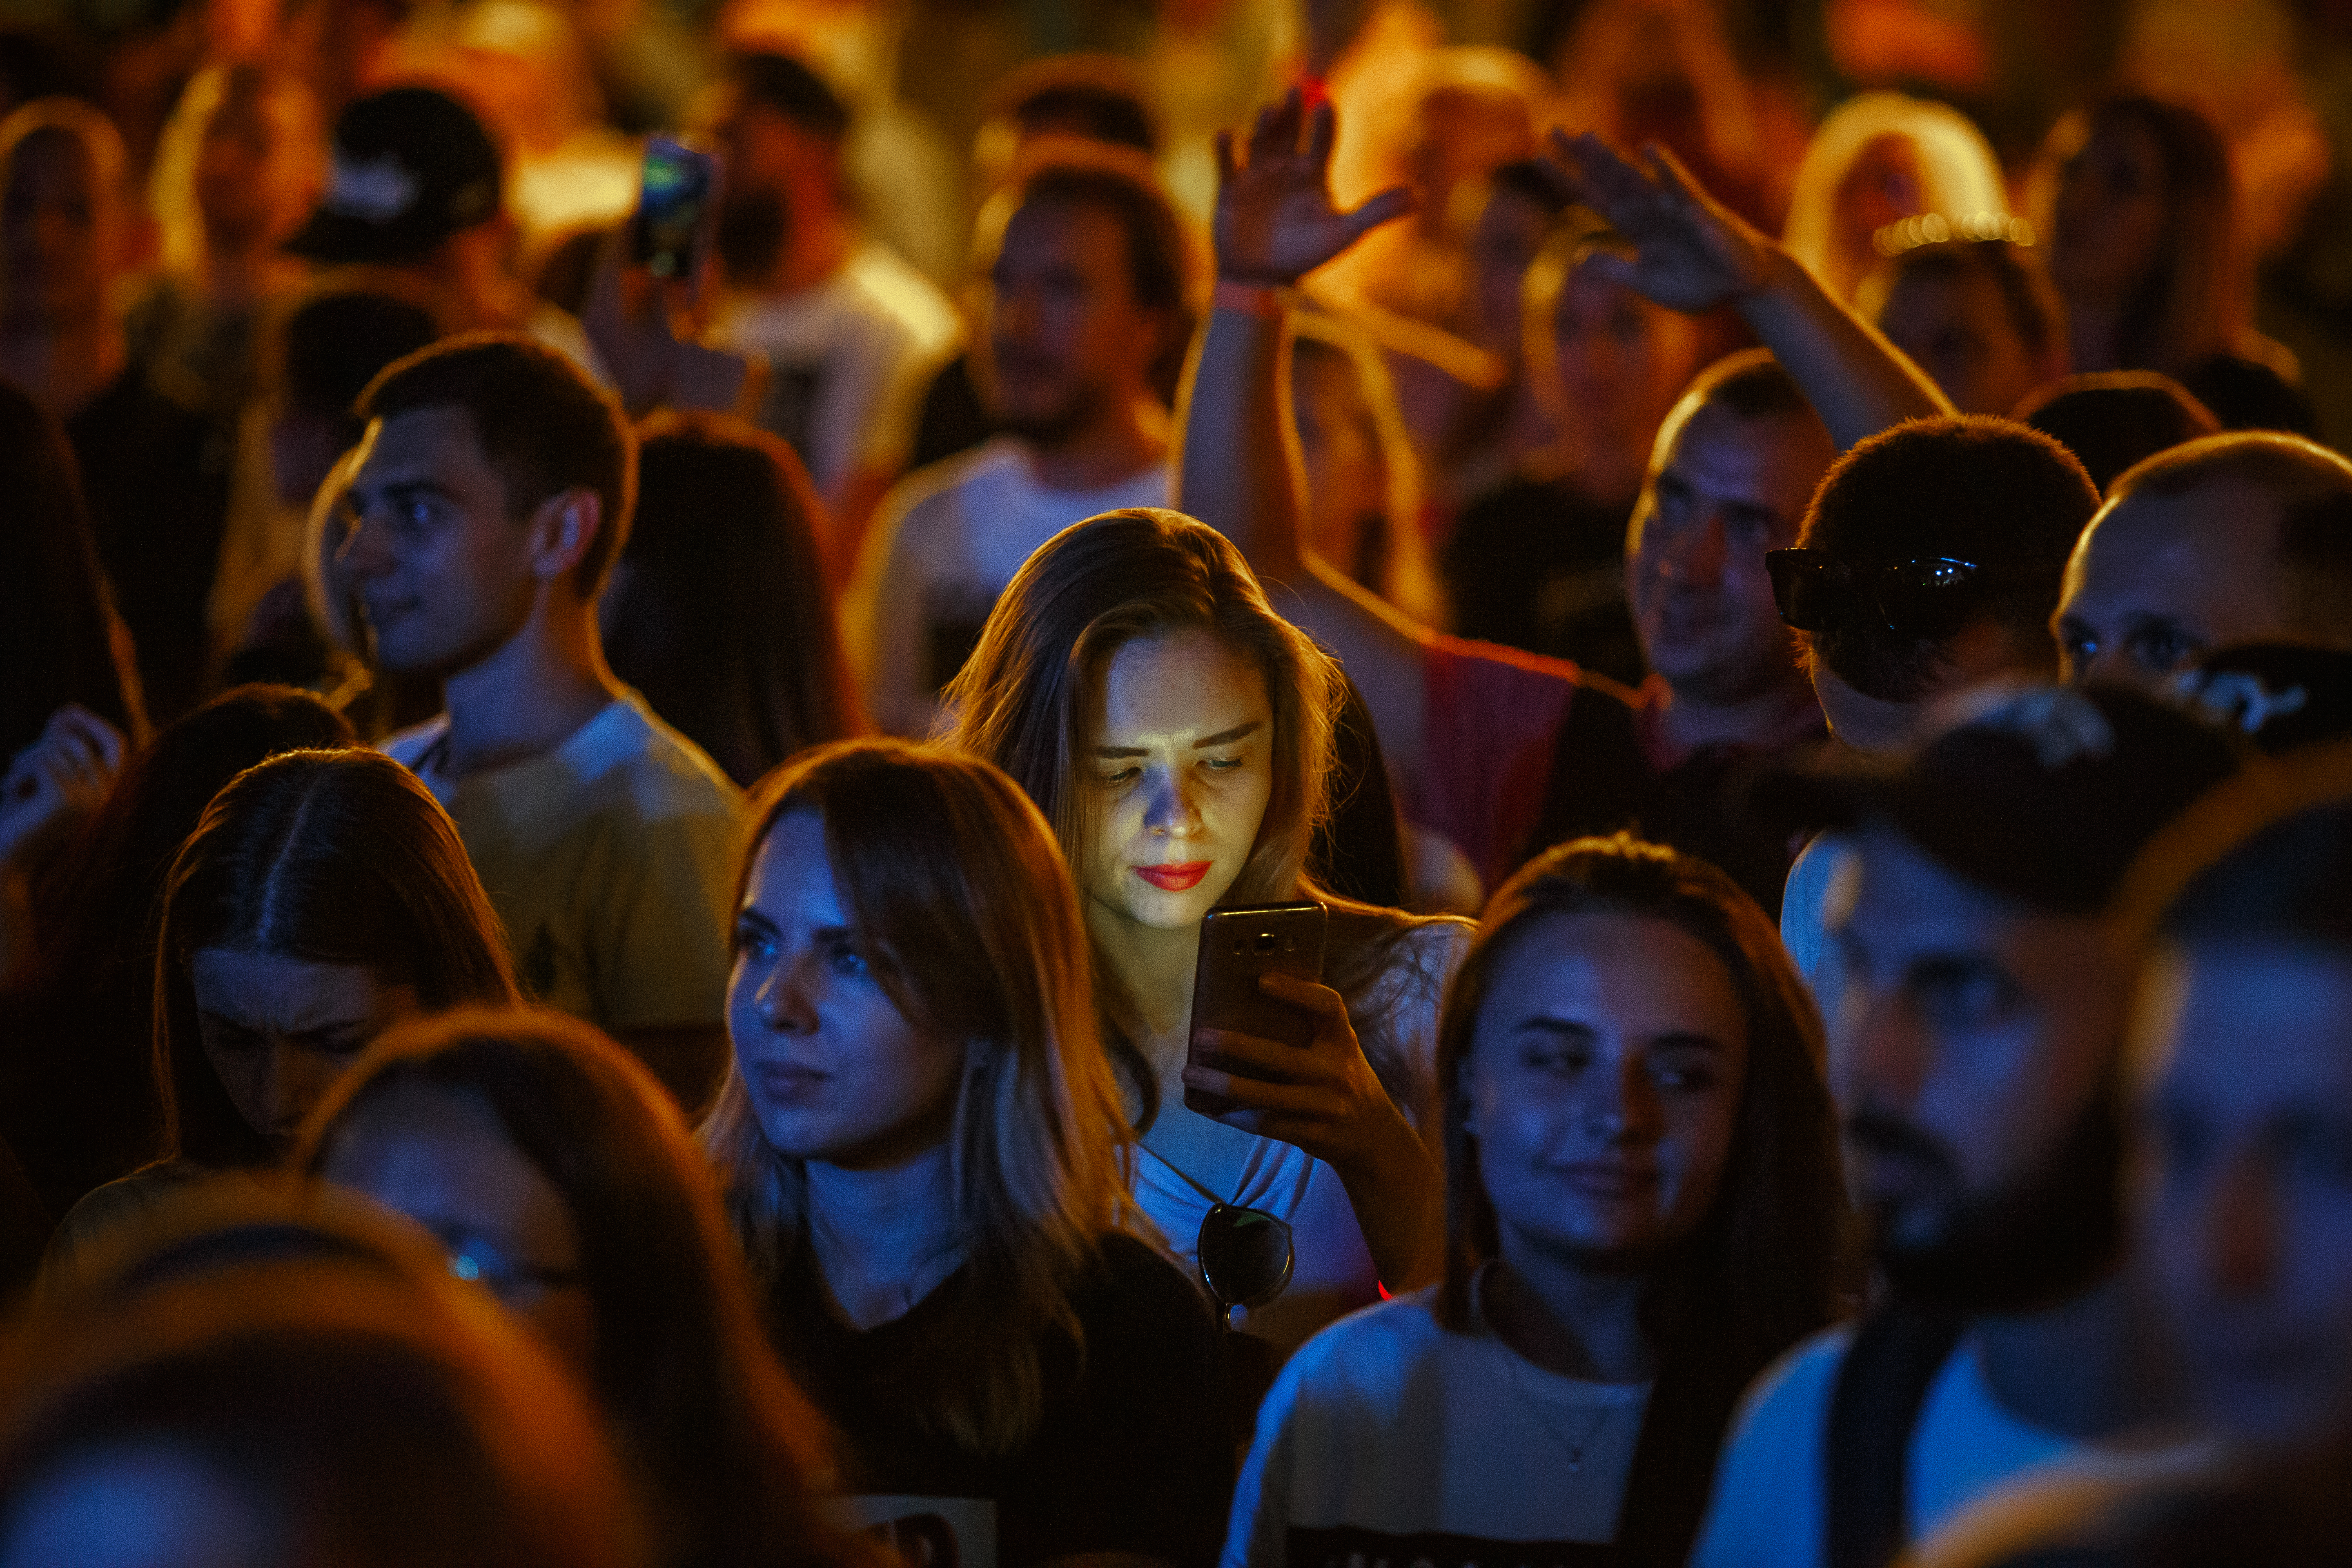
1544, 128, 1780, 312
0, 704, 125, 867
1214, 87, 1414, 286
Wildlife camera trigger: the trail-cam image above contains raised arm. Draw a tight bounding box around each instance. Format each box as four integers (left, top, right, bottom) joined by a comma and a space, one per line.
1172, 91, 1442, 792
1546, 129, 1952, 448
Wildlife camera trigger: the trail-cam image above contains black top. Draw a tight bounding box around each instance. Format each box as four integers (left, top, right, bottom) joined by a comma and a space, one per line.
67, 367, 232, 724
770, 1231, 1235, 1568
1442, 475, 1646, 689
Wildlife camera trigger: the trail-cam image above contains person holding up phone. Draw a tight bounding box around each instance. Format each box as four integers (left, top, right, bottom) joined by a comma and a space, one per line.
706, 738, 1232, 1568
945, 507, 1473, 1358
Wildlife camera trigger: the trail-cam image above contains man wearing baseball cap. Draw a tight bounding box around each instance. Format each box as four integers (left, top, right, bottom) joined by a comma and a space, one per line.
287, 84, 606, 379
1691, 682, 2239, 1568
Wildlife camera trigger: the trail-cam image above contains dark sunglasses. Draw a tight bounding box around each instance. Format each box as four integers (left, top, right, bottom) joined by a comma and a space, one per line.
1765, 549, 1998, 639
1145, 1147, 1296, 1319
1196, 1203, 1295, 1317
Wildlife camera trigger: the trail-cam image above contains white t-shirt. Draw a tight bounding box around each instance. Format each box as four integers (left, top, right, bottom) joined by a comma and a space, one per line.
1689, 1325, 2079, 1568
847, 437, 1171, 737
385, 692, 744, 1033
1136, 920, 1469, 1358
1779, 829, 1854, 1007
714, 241, 959, 510
1224, 1281, 1652, 1567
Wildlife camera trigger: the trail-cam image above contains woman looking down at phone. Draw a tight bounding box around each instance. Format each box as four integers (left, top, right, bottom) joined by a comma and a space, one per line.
944, 509, 1471, 1356
1225, 836, 1845, 1565
704, 739, 1232, 1568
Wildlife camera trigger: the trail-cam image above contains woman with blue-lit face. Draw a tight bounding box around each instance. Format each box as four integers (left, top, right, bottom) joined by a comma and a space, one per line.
1227, 837, 1843, 1560
1463, 910, 1748, 1269
727, 808, 965, 1171
702, 739, 1234, 1564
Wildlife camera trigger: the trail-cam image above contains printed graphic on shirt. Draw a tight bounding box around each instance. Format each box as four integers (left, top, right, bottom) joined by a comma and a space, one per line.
1289, 1525, 1621, 1568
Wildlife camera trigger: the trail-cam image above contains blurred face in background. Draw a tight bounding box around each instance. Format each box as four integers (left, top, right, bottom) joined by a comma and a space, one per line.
1628, 398, 1834, 708
1875, 263, 2051, 417
2138, 941, 2352, 1448
1830, 823, 2127, 1303
1541, 259, 1700, 507
195, 74, 322, 261
1464, 911, 1748, 1267
322, 1079, 597, 1372
983, 196, 1165, 448
0, 126, 117, 332
2049, 115, 2168, 307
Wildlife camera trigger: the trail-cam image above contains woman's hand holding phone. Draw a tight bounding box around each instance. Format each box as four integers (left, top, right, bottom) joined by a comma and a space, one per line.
1183, 973, 1407, 1176
1185, 972, 1445, 1293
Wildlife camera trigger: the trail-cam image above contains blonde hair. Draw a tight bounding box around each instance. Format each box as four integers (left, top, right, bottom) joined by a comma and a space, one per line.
1782, 92, 2008, 301
702, 739, 1137, 1455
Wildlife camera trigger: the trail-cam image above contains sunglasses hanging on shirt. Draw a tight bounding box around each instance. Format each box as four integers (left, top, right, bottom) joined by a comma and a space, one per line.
1766, 549, 2011, 640
1141, 1145, 1295, 1321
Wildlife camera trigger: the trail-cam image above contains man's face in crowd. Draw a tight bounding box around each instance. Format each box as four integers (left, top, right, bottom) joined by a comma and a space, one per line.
1628, 400, 1835, 708
337, 406, 542, 679
710, 96, 831, 283
2057, 480, 2292, 690
984, 197, 1163, 448
1875, 265, 2047, 419
0, 128, 115, 331
2138, 941, 2352, 1447
1831, 823, 2127, 1301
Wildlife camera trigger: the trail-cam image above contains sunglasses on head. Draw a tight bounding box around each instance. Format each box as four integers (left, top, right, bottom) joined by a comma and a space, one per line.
1765, 549, 1997, 639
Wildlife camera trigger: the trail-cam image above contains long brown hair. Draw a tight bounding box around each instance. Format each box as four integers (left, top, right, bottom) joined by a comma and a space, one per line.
154, 748, 517, 1168
298, 1007, 860, 1568
941, 508, 1449, 1122
608, 412, 862, 786
702, 739, 1137, 1457
1434, 834, 1846, 1563
2043, 94, 2241, 374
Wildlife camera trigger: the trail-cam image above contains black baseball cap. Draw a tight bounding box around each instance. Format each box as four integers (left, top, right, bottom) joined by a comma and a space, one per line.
1759, 683, 2243, 914
285, 87, 503, 265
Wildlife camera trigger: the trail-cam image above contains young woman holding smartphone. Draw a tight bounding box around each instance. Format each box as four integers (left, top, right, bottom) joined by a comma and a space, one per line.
945, 509, 1471, 1355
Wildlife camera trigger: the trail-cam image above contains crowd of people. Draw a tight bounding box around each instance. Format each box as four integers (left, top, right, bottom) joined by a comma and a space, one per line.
4, 0, 2352, 1564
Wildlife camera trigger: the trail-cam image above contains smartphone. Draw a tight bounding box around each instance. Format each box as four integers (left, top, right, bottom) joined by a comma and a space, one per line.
1184, 901, 1328, 1115
630, 136, 719, 281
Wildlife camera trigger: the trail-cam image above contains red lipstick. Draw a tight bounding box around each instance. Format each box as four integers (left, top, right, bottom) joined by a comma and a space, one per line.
1135, 861, 1212, 892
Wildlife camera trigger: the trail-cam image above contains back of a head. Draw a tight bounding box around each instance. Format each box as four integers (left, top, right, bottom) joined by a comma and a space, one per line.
728, 50, 850, 143
277, 278, 445, 425
2106, 432, 2352, 647
1863, 236, 2064, 368
157, 748, 517, 1166
33, 684, 354, 997
606, 412, 855, 786
943, 508, 1335, 909
2017, 371, 2221, 493
299, 1005, 849, 1563
1799, 416, 2098, 702
988, 54, 1158, 155
357, 332, 635, 599
0, 1262, 647, 1568
0, 377, 138, 758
